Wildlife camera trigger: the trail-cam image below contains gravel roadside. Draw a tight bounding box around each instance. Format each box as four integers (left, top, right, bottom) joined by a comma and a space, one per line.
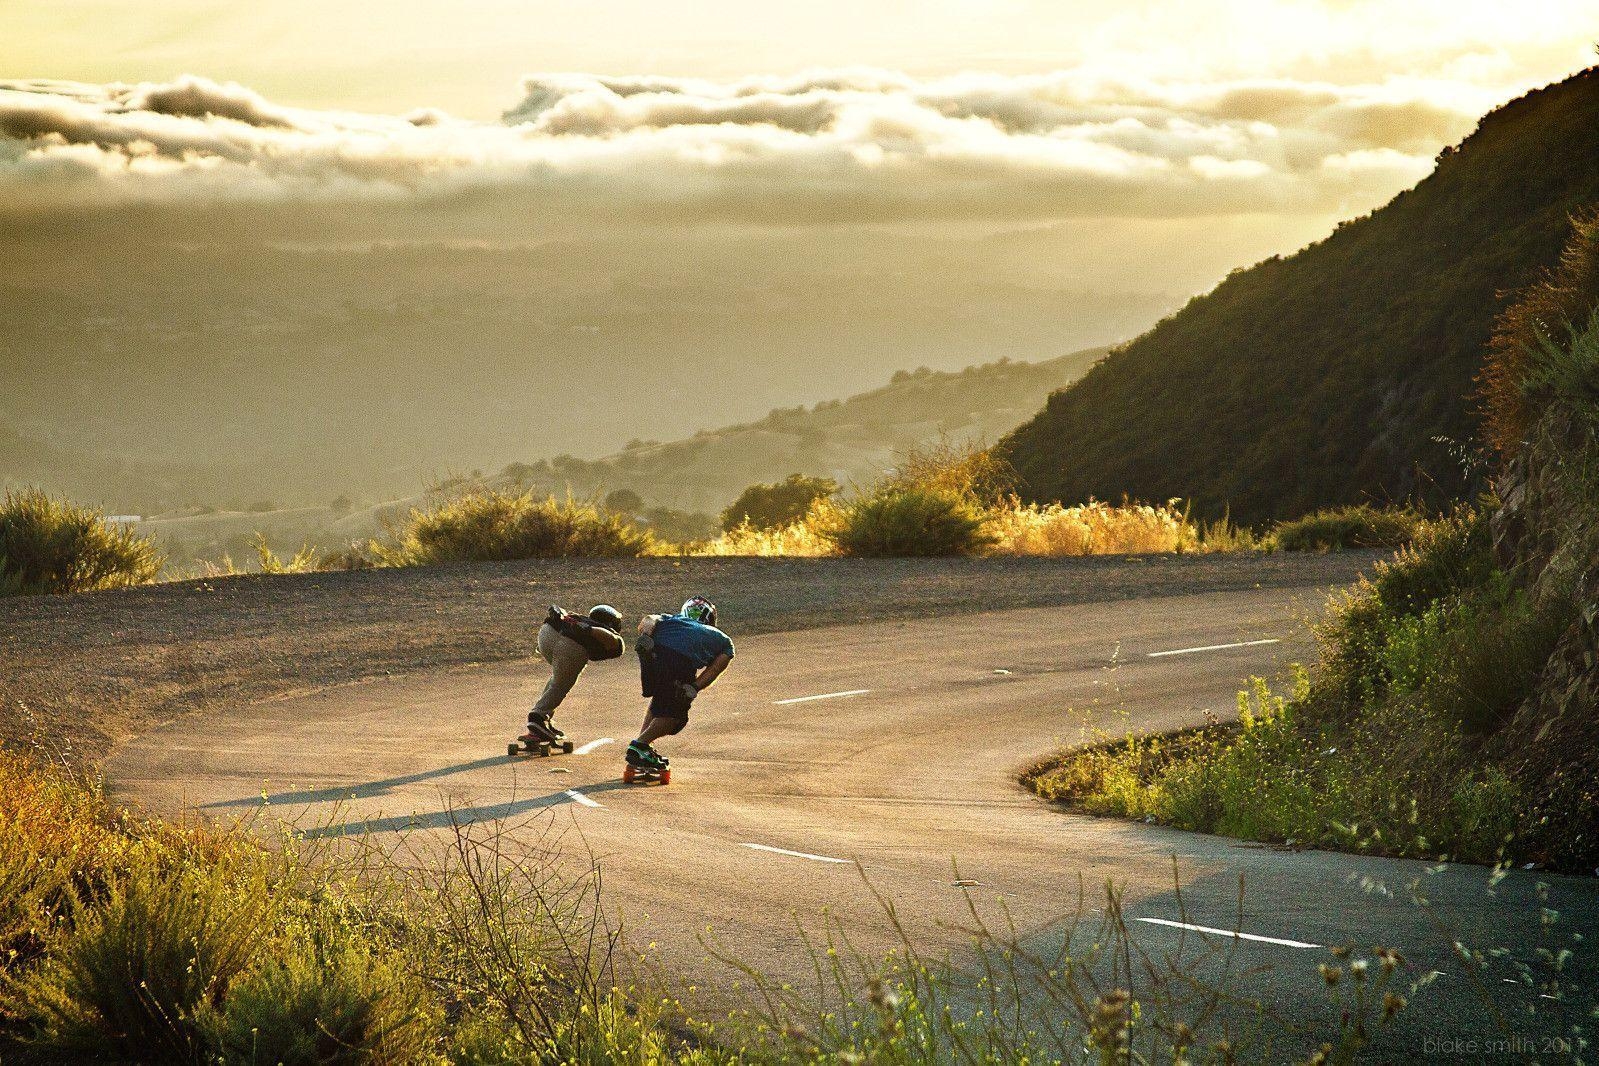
0, 552, 1378, 765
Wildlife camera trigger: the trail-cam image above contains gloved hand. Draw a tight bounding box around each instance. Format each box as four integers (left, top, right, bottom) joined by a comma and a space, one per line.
676, 681, 700, 704
546, 605, 564, 626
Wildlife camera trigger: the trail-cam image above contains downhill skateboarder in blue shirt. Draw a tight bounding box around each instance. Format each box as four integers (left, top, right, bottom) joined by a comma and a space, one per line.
629, 596, 734, 771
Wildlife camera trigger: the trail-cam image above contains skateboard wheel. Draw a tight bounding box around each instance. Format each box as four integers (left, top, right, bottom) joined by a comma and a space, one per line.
658, 769, 671, 785
562, 741, 575, 754
623, 766, 637, 783
506, 743, 519, 757
538, 744, 551, 757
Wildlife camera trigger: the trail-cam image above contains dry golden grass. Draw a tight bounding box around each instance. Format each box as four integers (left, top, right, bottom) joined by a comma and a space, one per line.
986, 497, 1191, 556
692, 499, 841, 557
686, 495, 1212, 558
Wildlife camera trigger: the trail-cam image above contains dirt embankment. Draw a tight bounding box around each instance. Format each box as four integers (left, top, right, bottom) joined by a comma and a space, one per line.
0, 553, 1374, 766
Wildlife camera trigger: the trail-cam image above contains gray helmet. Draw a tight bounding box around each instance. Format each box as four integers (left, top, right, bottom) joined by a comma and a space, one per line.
588, 604, 622, 631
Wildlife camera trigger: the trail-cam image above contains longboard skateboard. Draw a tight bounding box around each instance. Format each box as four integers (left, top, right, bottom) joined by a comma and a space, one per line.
507, 734, 575, 758
622, 764, 670, 785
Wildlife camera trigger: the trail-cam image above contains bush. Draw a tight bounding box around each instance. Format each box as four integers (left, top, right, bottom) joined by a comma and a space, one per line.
15, 852, 276, 1061
374, 489, 653, 565
603, 488, 643, 515
205, 924, 436, 1065
987, 497, 1193, 555
1269, 504, 1424, 551
1024, 508, 1546, 867
0, 489, 162, 596
881, 438, 1014, 504
823, 486, 994, 557
0, 754, 122, 969
719, 473, 837, 532
254, 535, 319, 575
1315, 509, 1496, 715
1482, 210, 1599, 455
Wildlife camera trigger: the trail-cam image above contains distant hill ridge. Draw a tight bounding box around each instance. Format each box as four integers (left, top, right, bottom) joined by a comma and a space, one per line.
504, 347, 1108, 513
1001, 67, 1599, 524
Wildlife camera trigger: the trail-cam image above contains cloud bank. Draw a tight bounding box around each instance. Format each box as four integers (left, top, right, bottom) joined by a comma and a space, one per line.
0, 69, 1489, 226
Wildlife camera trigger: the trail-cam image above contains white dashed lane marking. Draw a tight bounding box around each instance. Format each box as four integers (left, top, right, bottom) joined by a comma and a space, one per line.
1146, 638, 1280, 658
574, 738, 614, 755
563, 789, 604, 809
741, 843, 851, 864
1135, 917, 1321, 949
772, 689, 870, 706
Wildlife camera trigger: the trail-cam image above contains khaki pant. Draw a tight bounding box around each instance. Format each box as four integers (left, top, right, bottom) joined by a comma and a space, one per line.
531, 622, 589, 718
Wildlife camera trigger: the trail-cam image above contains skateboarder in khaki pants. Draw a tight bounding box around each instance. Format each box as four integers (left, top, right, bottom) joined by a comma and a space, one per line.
521, 604, 624, 745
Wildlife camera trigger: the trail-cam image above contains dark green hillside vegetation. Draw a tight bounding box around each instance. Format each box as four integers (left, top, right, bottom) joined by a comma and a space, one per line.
1027, 216, 1599, 871
1003, 67, 1599, 525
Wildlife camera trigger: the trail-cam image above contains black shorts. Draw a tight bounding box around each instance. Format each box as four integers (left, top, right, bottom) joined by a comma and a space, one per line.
639, 640, 696, 720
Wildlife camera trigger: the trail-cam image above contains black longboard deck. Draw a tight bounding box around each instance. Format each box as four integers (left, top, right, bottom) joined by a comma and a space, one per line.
507, 737, 576, 758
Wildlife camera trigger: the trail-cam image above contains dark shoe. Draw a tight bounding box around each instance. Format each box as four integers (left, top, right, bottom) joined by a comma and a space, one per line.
526, 714, 564, 742
626, 741, 666, 770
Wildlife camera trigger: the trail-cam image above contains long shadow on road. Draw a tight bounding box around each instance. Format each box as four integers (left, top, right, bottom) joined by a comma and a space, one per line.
201, 755, 513, 809
293, 781, 634, 839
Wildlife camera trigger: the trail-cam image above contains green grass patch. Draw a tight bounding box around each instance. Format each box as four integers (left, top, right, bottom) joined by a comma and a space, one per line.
1025, 509, 1565, 867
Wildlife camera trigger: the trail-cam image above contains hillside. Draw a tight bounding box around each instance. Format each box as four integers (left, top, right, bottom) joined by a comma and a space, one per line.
1, 230, 1168, 512
1001, 67, 1599, 524
504, 348, 1107, 514
138, 348, 1106, 566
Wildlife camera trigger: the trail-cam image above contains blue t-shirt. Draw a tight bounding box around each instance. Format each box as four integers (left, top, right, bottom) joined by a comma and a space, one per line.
651, 614, 735, 668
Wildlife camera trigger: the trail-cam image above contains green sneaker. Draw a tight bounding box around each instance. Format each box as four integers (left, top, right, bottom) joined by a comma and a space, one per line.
626, 741, 667, 769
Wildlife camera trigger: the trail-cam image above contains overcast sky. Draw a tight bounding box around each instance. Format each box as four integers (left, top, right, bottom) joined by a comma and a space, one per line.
9, 1, 1595, 117
4, 2, 1596, 278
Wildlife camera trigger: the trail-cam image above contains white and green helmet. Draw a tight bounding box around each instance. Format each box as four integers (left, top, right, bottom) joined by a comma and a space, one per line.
679, 596, 717, 626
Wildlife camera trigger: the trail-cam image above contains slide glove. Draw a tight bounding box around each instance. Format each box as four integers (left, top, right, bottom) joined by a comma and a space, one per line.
676, 681, 700, 703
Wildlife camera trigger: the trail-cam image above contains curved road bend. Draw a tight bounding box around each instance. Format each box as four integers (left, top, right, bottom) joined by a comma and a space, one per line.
110, 585, 1598, 1058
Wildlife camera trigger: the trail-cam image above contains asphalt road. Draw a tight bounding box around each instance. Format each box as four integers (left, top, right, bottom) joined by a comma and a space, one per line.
108, 584, 1599, 1059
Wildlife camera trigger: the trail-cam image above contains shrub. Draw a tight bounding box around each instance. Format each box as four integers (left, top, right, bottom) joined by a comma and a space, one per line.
1269, 504, 1424, 551
602, 488, 643, 515
1482, 211, 1599, 455
374, 489, 652, 565
881, 438, 1014, 504
987, 497, 1192, 555
640, 506, 718, 545
823, 486, 994, 557
1314, 509, 1495, 715
205, 923, 436, 1065
0, 753, 122, 968
254, 535, 319, 575
698, 502, 839, 557
15, 852, 276, 1061
0, 489, 162, 596
719, 473, 837, 532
